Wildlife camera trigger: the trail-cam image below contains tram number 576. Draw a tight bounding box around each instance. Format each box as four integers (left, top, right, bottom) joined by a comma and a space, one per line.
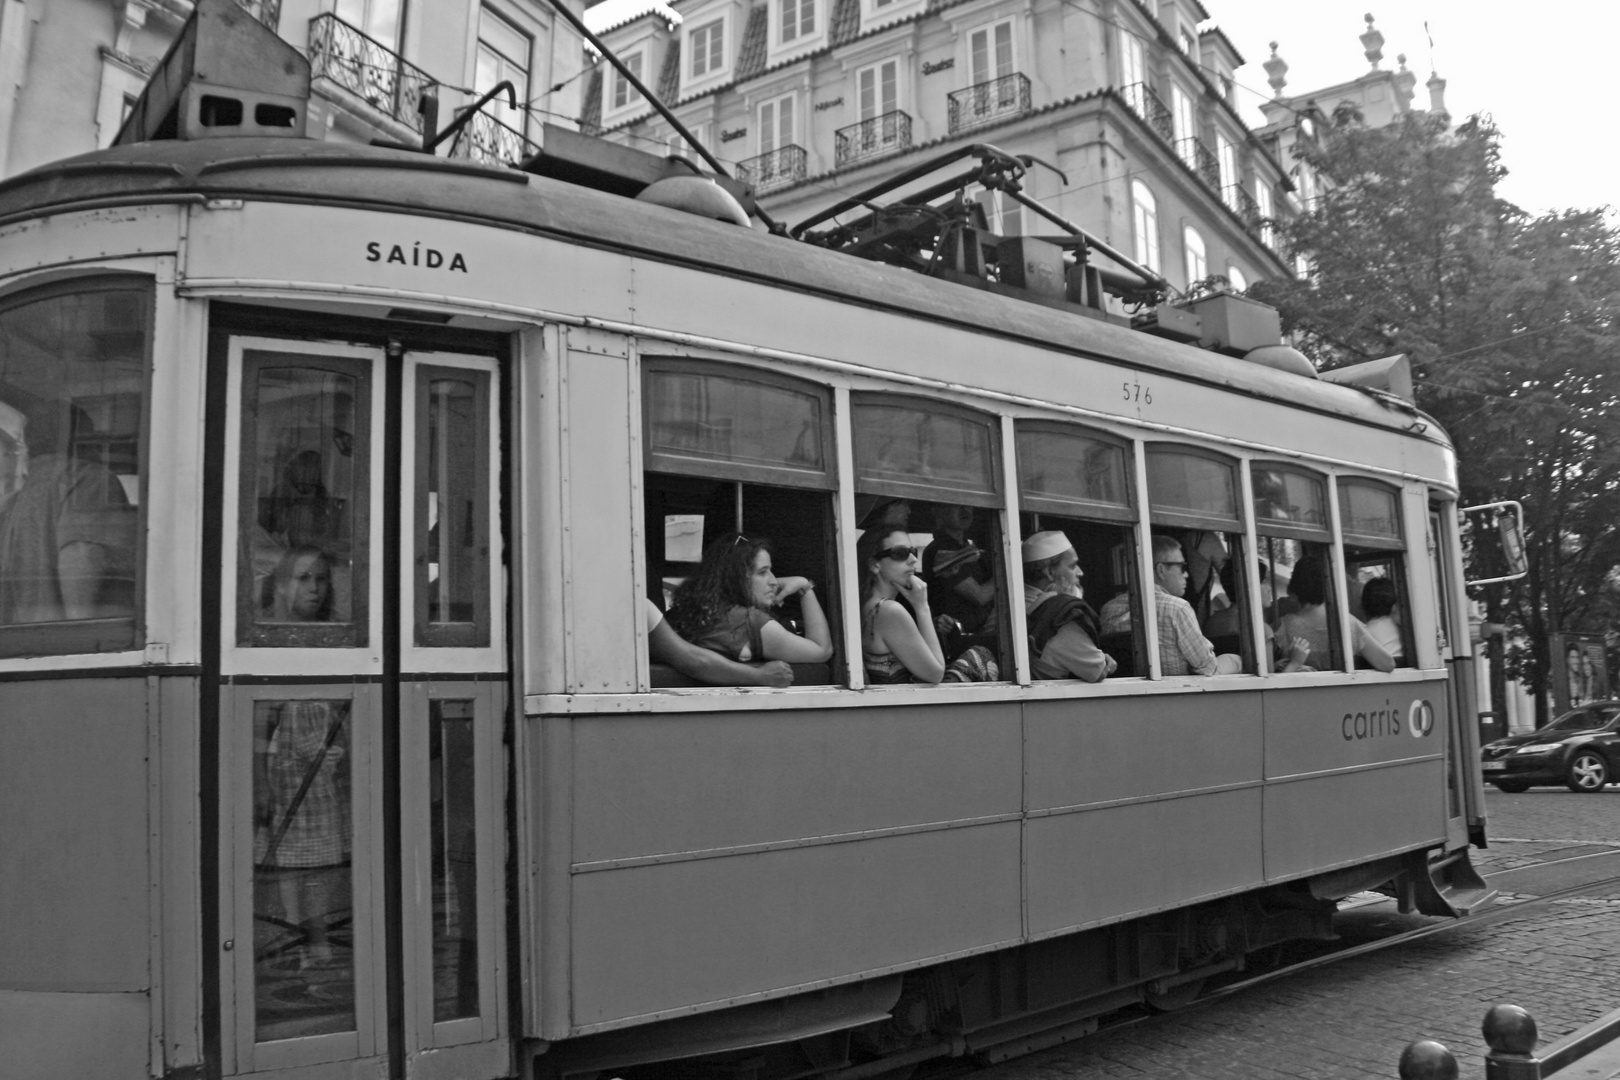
1123, 379, 1153, 405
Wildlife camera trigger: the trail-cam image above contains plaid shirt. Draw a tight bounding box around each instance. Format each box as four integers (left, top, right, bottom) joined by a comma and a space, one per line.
1155, 584, 1218, 676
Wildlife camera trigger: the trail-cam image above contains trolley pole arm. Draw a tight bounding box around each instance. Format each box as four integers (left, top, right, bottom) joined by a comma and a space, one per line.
537, 0, 787, 235
998, 187, 1169, 294
423, 80, 517, 153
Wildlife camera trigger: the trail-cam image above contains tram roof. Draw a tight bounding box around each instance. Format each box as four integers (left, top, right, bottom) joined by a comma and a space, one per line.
0, 136, 1447, 449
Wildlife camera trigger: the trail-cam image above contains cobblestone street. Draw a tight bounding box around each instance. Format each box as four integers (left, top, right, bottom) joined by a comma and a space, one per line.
978, 789, 1620, 1080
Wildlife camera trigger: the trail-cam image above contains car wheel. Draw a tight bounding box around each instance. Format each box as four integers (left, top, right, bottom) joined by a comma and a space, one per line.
1566, 751, 1609, 793
1493, 781, 1529, 793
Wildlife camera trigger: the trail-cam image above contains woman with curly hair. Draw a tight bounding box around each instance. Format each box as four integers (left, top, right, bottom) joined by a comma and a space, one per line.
666, 533, 832, 667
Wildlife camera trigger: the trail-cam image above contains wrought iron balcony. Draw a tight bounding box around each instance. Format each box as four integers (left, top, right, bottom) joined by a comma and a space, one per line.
835, 111, 912, 166
948, 74, 1032, 134
446, 110, 539, 168
307, 13, 437, 133
1119, 82, 1172, 143
1225, 183, 1259, 226
735, 145, 807, 193
1176, 137, 1221, 190
234, 0, 280, 30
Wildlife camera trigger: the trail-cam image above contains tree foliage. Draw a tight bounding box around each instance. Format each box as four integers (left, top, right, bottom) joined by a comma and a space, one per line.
1251, 106, 1620, 719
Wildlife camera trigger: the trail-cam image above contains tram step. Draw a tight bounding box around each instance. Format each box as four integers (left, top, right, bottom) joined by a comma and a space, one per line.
1411, 848, 1497, 918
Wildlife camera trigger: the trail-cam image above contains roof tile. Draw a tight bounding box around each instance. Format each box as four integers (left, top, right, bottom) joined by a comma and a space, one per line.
657, 40, 682, 100
734, 5, 769, 82
828, 0, 859, 47
580, 67, 604, 131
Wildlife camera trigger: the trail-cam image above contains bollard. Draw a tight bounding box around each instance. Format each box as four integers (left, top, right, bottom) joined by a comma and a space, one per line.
1484, 1004, 1540, 1080
1398, 1039, 1458, 1080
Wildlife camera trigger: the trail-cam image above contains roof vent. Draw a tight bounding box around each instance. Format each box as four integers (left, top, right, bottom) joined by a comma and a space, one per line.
634, 160, 752, 226
114, 0, 310, 146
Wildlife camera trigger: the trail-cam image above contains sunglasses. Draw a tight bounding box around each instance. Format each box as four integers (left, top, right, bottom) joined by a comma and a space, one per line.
877, 545, 920, 562
1157, 560, 1187, 570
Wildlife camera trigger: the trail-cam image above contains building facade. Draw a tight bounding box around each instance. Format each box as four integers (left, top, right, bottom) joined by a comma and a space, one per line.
584, 0, 1296, 292
0, 0, 587, 179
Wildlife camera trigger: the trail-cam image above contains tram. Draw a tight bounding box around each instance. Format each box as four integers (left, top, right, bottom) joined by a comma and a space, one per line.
0, 4, 1495, 1079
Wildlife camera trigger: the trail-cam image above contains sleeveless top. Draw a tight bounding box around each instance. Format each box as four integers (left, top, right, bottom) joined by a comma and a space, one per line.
862, 601, 913, 684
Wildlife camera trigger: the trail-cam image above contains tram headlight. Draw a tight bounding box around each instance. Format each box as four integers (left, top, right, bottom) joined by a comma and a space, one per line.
1514, 743, 1562, 755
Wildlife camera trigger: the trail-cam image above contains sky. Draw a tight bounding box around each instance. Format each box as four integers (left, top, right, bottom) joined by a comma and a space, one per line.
1214, 1, 1618, 218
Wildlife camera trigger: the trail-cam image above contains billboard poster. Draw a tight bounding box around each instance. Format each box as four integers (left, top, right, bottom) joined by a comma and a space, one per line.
1553, 632, 1611, 715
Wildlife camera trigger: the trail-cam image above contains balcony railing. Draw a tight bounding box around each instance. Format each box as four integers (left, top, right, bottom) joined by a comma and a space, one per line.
1120, 82, 1173, 143
835, 111, 913, 166
446, 110, 539, 168
307, 13, 437, 133
948, 74, 1032, 134
736, 145, 808, 192
1224, 183, 1259, 227
1176, 137, 1221, 190
234, 0, 280, 31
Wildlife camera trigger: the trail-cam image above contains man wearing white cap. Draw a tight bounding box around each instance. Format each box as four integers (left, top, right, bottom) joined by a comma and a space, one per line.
1021, 530, 1115, 682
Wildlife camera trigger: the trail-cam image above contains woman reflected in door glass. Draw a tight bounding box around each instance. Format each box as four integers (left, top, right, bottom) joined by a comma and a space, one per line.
262, 546, 334, 624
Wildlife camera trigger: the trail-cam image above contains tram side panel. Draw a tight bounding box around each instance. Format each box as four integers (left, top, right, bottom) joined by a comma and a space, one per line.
0, 677, 156, 1080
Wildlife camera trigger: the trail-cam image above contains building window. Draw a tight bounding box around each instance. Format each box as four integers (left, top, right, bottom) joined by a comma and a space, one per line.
476, 7, 530, 133
612, 51, 643, 110
1171, 84, 1195, 163
1226, 265, 1247, 292
760, 93, 796, 155
690, 18, 724, 78
969, 20, 1014, 85
1181, 29, 1196, 56
780, 0, 815, 43
1183, 226, 1206, 285
1119, 26, 1144, 94
333, 0, 402, 49
1255, 179, 1275, 248
1131, 180, 1159, 273
1216, 132, 1237, 207
858, 58, 899, 120
667, 122, 710, 156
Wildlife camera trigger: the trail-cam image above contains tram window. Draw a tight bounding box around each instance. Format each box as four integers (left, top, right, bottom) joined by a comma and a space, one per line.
414, 366, 491, 648
1016, 422, 1141, 678
1146, 446, 1250, 675
239, 353, 370, 648
643, 361, 839, 688
853, 395, 1009, 684
0, 279, 147, 657
1340, 478, 1412, 667
252, 697, 356, 1041
1252, 465, 1342, 671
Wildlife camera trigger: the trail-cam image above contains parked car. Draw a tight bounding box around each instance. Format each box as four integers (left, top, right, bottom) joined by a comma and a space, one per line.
1480, 701, 1620, 793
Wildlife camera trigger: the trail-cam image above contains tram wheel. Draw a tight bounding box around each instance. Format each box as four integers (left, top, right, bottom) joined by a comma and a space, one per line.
1566, 752, 1609, 793
1144, 978, 1205, 1012
1492, 781, 1529, 793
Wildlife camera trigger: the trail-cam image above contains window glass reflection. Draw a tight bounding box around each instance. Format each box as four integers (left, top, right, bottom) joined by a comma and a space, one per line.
253, 699, 354, 1041
431, 699, 479, 1021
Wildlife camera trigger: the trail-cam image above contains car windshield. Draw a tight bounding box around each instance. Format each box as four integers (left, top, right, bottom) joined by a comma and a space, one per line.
1545, 707, 1618, 732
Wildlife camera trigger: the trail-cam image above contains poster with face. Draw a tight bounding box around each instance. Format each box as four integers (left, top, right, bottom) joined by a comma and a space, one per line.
1554, 632, 1611, 714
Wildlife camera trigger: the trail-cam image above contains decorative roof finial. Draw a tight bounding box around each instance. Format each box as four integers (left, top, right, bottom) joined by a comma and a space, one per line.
1360, 13, 1384, 70
1263, 41, 1289, 97
1393, 53, 1416, 110
1427, 70, 1448, 117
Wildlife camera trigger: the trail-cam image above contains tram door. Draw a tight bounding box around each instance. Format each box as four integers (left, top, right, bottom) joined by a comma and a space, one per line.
1427, 504, 1471, 849
216, 336, 508, 1079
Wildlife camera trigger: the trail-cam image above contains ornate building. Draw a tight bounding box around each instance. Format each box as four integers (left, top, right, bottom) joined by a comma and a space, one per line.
583, 0, 1297, 292
0, 0, 587, 178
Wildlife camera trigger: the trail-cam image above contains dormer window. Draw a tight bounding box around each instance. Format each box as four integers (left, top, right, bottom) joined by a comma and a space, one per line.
612, 51, 643, 110
780, 0, 815, 43
690, 19, 724, 78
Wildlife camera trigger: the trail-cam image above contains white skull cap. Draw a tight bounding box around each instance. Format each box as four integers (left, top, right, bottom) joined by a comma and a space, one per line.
1021, 530, 1072, 563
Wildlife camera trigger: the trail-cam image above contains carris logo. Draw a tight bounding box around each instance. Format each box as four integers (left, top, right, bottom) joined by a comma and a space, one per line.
1407, 698, 1436, 738
366, 242, 469, 272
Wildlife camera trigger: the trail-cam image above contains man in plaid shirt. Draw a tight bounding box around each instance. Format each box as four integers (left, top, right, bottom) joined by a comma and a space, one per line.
1152, 535, 1239, 676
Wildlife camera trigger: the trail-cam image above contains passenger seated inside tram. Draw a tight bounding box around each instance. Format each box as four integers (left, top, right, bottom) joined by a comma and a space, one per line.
643, 597, 793, 687
858, 527, 997, 684
1273, 554, 1394, 672
1098, 587, 1131, 635
1021, 530, 1114, 682
1151, 535, 1242, 675
261, 545, 335, 623
922, 504, 997, 652
665, 533, 833, 669
1358, 577, 1405, 666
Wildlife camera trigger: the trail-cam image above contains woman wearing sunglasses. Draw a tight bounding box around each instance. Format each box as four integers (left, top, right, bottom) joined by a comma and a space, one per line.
666, 532, 833, 672
858, 527, 947, 684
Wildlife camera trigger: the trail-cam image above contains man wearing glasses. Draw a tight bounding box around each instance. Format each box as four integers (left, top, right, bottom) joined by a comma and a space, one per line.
1153, 535, 1240, 676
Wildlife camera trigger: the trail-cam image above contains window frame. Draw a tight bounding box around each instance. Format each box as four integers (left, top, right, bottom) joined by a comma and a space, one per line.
474, 6, 531, 133
779, 0, 816, 44
1013, 419, 1136, 523
0, 274, 153, 660
1183, 224, 1206, 285
758, 92, 798, 156
610, 48, 644, 111
1337, 476, 1406, 551
1144, 444, 1241, 533
1251, 462, 1333, 545
689, 17, 725, 79
851, 392, 1003, 509
1131, 180, 1160, 273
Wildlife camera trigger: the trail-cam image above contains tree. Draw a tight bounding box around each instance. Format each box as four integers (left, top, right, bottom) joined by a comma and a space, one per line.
1251, 106, 1620, 722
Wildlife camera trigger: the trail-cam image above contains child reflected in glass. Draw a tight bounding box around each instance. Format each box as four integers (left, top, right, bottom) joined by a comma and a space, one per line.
261, 545, 335, 623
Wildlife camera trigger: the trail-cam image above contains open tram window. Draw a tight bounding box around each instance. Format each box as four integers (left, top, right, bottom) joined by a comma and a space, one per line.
238, 353, 370, 648
852, 394, 1008, 685
643, 360, 839, 688
1015, 421, 1139, 679
1252, 464, 1344, 672
1144, 446, 1250, 675
0, 278, 148, 658
1340, 477, 1412, 668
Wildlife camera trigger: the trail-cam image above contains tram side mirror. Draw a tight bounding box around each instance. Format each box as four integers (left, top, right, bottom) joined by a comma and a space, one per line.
1461, 500, 1528, 586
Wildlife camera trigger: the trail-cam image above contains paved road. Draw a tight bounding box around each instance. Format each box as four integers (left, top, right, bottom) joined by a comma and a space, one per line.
975, 787, 1620, 1080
